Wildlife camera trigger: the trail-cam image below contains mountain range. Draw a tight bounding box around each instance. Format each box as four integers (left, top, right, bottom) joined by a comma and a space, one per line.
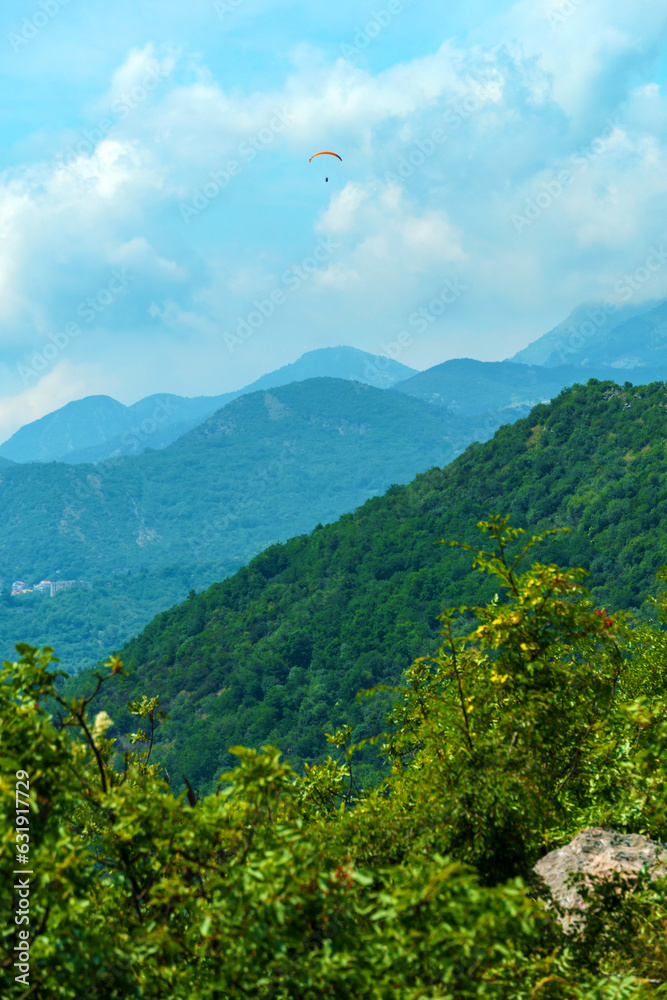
64, 376, 667, 795
0, 378, 459, 583
5, 294, 667, 675
510, 297, 667, 369
0, 378, 466, 670
0, 347, 415, 464
6, 305, 667, 469
394, 357, 653, 415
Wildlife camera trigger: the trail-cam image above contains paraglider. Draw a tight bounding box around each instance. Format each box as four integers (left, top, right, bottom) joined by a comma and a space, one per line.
309, 151, 342, 181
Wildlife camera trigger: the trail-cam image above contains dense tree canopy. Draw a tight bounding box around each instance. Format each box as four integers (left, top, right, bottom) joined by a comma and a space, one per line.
65, 378, 667, 795
0, 378, 468, 671
3, 518, 667, 997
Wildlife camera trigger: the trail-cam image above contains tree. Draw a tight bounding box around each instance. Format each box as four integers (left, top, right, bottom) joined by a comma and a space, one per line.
2, 518, 667, 997
353, 516, 630, 884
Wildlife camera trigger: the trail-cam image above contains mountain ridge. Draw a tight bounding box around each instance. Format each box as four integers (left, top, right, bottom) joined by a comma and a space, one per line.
0, 377, 460, 670
510, 297, 667, 369
65, 376, 667, 794
7, 293, 667, 464
0, 347, 417, 464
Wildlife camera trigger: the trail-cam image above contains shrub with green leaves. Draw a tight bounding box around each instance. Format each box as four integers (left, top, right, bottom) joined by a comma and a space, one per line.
345, 517, 632, 883
2, 518, 667, 998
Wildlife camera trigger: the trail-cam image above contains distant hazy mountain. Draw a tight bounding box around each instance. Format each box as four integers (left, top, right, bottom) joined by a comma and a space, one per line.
393, 357, 660, 419
0, 347, 417, 464
0, 392, 232, 464
395, 359, 571, 415
0, 377, 456, 670
240, 345, 414, 392
53, 393, 237, 465
0, 377, 454, 587
510, 298, 667, 369
0, 395, 127, 463
67, 376, 667, 793
396, 358, 667, 428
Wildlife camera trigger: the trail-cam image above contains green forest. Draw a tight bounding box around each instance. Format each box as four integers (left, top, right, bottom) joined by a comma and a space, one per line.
0, 569, 219, 674
0, 379, 460, 583
0, 374, 587, 673
3, 514, 667, 997
63, 378, 667, 795
4, 3, 667, 993
0, 379, 475, 670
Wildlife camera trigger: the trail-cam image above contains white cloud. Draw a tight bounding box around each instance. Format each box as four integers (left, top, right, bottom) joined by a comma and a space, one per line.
316, 182, 369, 232
484, 0, 667, 124
1, 1, 667, 417
105, 42, 177, 108
0, 362, 108, 444
315, 181, 465, 291
314, 262, 361, 289
110, 236, 188, 279
402, 211, 465, 261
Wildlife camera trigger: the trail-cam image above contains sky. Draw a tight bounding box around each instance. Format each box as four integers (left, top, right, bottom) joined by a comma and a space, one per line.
0, 0, 667, 442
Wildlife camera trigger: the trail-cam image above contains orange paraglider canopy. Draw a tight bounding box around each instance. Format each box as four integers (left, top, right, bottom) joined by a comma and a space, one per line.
309, 151, 342, 161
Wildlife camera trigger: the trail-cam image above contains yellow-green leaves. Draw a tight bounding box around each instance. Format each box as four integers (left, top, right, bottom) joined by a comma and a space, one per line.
4, 516, 667, 998
367, 518, 635, 887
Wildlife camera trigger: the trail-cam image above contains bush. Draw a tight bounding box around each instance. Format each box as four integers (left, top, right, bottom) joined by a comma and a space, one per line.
3, 518, 667, 997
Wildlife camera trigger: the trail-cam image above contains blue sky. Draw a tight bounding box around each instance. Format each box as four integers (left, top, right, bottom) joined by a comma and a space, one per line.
0, 0, 666, 441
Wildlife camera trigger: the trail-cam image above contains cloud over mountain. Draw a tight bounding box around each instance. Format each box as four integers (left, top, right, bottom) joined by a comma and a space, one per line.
0, 1, 666, 439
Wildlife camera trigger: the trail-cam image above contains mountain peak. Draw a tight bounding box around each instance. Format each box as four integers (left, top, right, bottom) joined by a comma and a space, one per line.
0, 348, 419, 464
0, 395, 128, 463
240, 346, 418, 393
510, 298, 667, 369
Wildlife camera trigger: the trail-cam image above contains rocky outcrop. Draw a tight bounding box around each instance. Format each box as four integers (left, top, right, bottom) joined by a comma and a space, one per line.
532, 827, 667, 931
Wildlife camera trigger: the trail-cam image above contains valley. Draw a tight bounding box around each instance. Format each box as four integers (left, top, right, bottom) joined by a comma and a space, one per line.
64, 376, 667, 795
4, 319, 666, 674
5, 11, 667, 994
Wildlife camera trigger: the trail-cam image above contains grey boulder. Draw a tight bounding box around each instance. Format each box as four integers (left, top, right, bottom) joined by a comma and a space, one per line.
532, 826, 667, 931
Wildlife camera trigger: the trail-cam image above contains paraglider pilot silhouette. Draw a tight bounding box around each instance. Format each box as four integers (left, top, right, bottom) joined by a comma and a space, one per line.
309, 151, 342, 182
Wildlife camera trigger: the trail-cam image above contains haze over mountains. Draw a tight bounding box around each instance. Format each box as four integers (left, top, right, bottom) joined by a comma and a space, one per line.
0, 378, 459, 580
6, 297, 667, 467
511, 298, 667, 370
395, 358, 647, 416
0, 347, 415, 464
0, 378, 464, 670
67, 376, 667, 794
3, 294, 667, 674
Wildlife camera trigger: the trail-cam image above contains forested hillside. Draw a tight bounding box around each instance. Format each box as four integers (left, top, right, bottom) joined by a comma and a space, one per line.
0, 379, 458, 582
0, 379, 464, 669
65, 377, 667, 795
8, 523, 667, 997
8, 366, 651, 673
0, 571, 200, 673
0, 347, 416, 465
